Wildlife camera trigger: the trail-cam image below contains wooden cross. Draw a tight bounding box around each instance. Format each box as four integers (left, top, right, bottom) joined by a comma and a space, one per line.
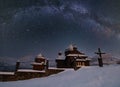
95, 48, 105, 67
95, 48, 105, 58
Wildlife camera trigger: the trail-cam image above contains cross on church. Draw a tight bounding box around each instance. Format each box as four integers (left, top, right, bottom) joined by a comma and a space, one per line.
95, 48, 105, 67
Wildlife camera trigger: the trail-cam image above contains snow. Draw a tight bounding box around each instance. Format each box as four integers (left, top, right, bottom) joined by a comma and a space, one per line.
76, 59, 87, 61
67, 54, 87, 57
49, 67, 71, 70
0, 65, 120, 87
76, 58, 91, 61
68, 44, 74, 51
17, 69, 45, 73
36, 53, 45, 59
0, 72, 14, 75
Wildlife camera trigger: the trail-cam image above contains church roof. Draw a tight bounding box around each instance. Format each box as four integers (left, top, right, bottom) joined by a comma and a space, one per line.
66, 44, 77, 51
36, 53, 45, 59
65, 44, 84, 55
76, 58, 91, 61
31, 62, 45, 65
67, 54, 87, 57
68, 44, 74, 51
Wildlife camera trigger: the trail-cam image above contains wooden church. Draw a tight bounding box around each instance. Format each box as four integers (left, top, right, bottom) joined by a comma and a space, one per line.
31, 54, 48, 70
56, 44, 90, 69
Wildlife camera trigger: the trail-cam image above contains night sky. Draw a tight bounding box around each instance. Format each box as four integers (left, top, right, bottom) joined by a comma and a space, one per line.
0, 0, 120, 61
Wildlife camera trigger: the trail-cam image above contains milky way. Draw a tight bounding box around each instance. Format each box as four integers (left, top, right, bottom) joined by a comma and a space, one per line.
0, 0, 120, 60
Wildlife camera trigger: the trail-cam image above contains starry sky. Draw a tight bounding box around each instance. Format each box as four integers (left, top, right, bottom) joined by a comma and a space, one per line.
0, 0, 120, 60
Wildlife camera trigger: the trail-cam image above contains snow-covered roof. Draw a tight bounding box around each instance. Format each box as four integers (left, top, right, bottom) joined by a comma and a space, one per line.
17, 69, 46, 73
49, 67, 74, 71
86, 58, 91, 60
68, 44, 74, 51
76, 59, 87, 61
66, 44, 78, 51
36, 53, 45, 59
67, 54, 87, 57
49, 67, 66, 70
0, 72, 14, 75
31, 62, 45, 65
76, 58, 91, 61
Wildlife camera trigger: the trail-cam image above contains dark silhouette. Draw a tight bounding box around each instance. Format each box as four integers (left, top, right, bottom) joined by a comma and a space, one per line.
95, 48, 105, 67
15, 61, 20, 72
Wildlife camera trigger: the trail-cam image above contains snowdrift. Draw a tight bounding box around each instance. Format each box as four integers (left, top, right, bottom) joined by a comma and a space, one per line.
1, 65, 120, 87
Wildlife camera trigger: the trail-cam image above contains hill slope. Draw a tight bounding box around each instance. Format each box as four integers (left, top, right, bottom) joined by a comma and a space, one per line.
1, 65, 120, 87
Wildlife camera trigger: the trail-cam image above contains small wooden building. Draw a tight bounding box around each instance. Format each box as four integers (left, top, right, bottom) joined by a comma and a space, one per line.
31, 54, 48, 70
56, 44, 90, 69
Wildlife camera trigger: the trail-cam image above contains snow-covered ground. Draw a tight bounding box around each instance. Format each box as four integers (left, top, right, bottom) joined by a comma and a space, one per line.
0, 65, 120, 87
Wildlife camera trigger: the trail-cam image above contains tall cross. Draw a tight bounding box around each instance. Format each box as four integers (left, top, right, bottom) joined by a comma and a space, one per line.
95, 48, 105, 58
95, 48, 105, 67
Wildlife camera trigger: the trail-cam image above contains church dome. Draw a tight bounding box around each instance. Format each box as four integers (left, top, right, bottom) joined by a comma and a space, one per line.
36, 53, 45, 59
65, 44, 84, 56
68, 44, 74, 51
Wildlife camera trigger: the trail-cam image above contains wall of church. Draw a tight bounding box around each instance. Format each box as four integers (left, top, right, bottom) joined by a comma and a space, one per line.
56, 59, 66, 68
